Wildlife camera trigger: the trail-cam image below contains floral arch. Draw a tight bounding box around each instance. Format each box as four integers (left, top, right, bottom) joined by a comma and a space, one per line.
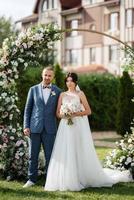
0, 23, 133, 179
0, 24, 61, 178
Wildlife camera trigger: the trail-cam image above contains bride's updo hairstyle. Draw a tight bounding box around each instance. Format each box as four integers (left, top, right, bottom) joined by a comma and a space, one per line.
65, 72, 78, 86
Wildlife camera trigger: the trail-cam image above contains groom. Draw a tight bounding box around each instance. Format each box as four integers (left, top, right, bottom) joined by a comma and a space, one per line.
23, 66, 61, 188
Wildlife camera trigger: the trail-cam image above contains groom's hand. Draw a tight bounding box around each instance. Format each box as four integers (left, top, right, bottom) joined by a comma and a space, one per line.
24, 128, 30, 136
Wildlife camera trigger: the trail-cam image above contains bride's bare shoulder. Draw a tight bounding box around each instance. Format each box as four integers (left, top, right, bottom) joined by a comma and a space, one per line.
59, 92, 66, 98
78, 91, 88, 101
77, 90, 85, 97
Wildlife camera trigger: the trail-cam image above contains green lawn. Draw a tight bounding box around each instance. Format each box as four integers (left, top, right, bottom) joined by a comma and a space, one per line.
95, 146, 112, 161
96, 138, 120, 143
0, 179, 133, 200
0, 147, 133, 200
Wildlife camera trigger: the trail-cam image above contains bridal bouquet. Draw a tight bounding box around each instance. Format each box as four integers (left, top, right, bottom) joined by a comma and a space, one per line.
60, 103, 81, 125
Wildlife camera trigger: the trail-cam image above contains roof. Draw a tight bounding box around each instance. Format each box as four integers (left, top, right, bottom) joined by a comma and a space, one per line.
33, 0, 40, 13
33, 0, 82, 12
16, 0, 82, 24
64, 64, 108, 74
15, 14, 38, 24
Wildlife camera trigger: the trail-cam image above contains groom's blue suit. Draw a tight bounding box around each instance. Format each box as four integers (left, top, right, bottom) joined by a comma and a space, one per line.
23, 83, 61, 183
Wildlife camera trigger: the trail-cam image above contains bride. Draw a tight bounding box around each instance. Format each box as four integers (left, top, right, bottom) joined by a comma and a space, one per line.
44, 72, 132, 191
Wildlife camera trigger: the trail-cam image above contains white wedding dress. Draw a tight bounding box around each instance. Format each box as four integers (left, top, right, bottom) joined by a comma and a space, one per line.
44, 92, 132, 191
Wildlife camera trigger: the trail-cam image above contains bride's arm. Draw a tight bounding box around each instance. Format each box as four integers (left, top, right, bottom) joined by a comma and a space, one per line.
73, 91, 92, 117
56, 93, 64, 118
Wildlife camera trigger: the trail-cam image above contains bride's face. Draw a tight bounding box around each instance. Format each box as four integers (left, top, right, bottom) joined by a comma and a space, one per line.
66, 77, 76, 90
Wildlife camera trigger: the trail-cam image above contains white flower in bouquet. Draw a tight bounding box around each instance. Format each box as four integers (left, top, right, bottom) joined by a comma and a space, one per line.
60, 102, 81, 125
22, 43, 28, 49
28, 41, 34, 48
15, 40, 21, 47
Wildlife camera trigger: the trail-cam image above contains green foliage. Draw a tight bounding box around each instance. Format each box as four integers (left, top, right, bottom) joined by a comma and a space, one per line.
53, 62, 65, 89
16, 66, 43, 121
116, 71, 134, 136
78, 73, 119, 130
0, 16, 17, 47
122, 46, 134, 72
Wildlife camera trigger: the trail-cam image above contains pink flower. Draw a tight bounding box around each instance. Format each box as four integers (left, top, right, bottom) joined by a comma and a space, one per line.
15, 141, 21, 146
2, 136, 8, 143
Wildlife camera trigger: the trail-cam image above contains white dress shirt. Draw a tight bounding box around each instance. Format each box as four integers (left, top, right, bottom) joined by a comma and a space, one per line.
42, 84, 51, 104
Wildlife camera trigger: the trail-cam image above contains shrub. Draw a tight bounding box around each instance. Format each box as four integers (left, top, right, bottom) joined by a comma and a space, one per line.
116, 71, 134, 136
78, 73, 119, 130
16, 66, 42, 122
53, 62, 65, 89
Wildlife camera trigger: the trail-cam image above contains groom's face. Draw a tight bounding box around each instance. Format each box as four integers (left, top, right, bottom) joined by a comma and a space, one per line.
42, 69, 54, 85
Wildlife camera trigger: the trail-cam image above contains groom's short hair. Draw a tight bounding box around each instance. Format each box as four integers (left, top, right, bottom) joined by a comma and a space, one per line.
42, 66, 54, 72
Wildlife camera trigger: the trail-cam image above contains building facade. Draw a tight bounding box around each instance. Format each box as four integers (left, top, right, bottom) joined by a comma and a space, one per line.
17, 0, 134, 75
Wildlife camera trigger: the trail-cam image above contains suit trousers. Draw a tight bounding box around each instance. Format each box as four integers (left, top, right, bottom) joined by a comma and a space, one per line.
28, 129, 55, 183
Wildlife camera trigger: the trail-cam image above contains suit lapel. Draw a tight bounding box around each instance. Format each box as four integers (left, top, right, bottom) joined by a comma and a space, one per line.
45, 84, 55, 106
38, 83, 45, 105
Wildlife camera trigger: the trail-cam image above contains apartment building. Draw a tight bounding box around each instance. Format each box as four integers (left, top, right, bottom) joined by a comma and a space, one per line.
17, 0, 134, 75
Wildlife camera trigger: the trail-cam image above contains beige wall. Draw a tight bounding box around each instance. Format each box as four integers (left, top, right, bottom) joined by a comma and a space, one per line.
82, 7, 103, 45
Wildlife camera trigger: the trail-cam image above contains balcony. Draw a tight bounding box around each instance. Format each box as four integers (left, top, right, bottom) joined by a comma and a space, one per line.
101, 0, 120, 7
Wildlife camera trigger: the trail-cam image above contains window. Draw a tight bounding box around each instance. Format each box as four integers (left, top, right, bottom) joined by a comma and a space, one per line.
66, 50, 78, 65
66, 20, 79, 37
52, 0, 57, 9
71, 20, 78, 36
84, 0, 97, 4
126, 9, 134, 27
42, 0, 49, 11
90, 24, 96, 30
89, 47, 96, 63
42, 0, 57, 11
70, 50, 78, 64
109, 45, 119, 62
110, 12, 119, 31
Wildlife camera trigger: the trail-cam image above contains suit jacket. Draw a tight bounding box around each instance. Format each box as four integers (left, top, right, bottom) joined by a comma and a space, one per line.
23, 83, 61, 134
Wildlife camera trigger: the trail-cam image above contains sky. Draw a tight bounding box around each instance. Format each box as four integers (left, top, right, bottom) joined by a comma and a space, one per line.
0, 0, 35, 22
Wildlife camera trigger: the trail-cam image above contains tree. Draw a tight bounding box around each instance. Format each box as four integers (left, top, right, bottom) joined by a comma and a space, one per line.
54, 62, 65, 89
116, 71, 134, 136
0, 16, 17, 47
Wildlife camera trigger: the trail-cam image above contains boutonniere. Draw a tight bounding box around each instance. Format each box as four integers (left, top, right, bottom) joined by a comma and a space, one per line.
51, 91, 56, 96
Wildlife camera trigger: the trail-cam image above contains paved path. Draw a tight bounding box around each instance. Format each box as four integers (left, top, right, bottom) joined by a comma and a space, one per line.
92, 131, 121, 148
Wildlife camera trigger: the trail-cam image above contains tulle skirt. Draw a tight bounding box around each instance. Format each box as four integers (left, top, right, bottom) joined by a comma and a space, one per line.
45, 116, 132, 191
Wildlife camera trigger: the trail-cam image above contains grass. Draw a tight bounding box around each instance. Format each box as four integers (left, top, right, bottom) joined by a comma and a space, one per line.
96, 138, 120, 143
95, 146, 112, 161
0, 180, 133, 200
0, 177, 133, 200
0, 147, 133, 200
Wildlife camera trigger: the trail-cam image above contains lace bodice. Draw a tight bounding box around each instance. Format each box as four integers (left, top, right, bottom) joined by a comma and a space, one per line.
62, 92, 81, 105
61, 92, 84, 112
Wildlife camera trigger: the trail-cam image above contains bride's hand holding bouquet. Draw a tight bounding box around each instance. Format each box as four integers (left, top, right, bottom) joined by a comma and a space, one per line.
60, 102, 81, 125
